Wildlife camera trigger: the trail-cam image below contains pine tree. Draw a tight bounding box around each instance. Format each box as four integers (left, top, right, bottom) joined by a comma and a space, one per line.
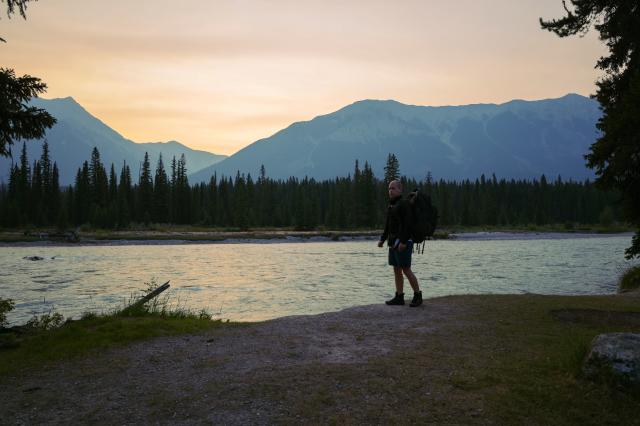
108, 164, 117, 201
40, 141, 56, 224
88, 147, 108, 208
174, 154, 190, 223
31, 159, 43, 225
74, 162, 90, 225
384, 153, 400, 184
0, 68, 56, 156
138, 152, 153, 223
541, 1, 640, 258
361, 161, 377, 227
49, 162, 61, 224
118, 161, 132, 228
153, 153, 169, 223
16, 142, 30, 219
233, 171, 249, 229
40, 141, 51, 194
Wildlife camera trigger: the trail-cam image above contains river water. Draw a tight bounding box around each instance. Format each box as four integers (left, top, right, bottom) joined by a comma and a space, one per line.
0, 233, 636, 325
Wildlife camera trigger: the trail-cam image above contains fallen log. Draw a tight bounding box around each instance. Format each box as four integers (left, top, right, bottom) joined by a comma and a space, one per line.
127, 281, 171, 309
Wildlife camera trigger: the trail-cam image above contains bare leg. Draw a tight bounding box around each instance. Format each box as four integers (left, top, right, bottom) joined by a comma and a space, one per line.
402, 267, 420, 292
393, 266, 404, 294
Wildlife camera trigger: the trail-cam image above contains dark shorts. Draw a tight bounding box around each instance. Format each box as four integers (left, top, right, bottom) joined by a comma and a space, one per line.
388, 241, 413, 268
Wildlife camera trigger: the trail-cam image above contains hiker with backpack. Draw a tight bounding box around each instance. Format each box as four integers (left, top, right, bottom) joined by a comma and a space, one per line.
378, 179, 423, 307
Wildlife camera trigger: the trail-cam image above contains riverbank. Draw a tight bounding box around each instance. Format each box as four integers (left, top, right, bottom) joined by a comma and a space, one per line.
1, 292, 639, 424
0, 229, 382, 245
0, 224, 633, 245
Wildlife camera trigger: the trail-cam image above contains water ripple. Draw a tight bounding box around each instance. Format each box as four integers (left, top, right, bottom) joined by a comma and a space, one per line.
0, 236, 637, 325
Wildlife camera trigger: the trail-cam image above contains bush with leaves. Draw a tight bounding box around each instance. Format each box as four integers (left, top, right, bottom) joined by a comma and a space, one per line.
25, 309, 64, 330
0, 297, 15, 327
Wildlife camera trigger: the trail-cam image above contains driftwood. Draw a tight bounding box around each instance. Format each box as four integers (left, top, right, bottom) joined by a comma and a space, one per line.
127, 281, 171, 310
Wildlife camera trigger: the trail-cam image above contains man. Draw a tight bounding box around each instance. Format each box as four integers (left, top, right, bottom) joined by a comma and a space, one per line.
378, 179, 423, 307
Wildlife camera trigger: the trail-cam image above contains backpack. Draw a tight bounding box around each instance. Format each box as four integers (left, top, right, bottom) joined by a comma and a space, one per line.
407, 189, 438, 244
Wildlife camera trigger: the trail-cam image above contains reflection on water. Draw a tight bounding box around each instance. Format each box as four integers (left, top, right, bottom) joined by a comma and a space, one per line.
0, 235, 635, 325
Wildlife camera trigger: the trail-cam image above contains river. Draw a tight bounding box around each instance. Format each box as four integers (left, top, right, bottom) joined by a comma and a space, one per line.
0, 233, 635, 325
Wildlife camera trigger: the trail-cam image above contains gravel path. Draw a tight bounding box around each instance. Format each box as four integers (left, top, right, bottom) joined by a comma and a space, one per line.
0, 299, 473, 425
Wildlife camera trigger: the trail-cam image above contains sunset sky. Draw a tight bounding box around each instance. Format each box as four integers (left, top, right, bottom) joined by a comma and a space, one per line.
2, 0, 606, 156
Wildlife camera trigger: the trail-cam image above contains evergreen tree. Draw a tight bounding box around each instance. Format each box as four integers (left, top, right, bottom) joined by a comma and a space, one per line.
361, 161, 377, 227
1, 0, 41, 42
0, 68, 56, 156
40, 140, 51, 194
138, 152, 153, 223
542, 1, 640, 258
74, 161, 90, 225
88, 147, 108, 207
384, 153, 400, 183
174, 154, 190, 223
49, 162, 60, 224
40, 141, 56, 223
17, 141, 30, 217
117, 161, 132, 228
209, 173, 219, 226
31, 158, 43, 225
108, 164, 117, 201
153, 153, 170, 223
232, 171, 249, 229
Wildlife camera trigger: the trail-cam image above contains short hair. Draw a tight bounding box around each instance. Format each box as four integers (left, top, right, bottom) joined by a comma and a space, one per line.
389, 179, 402, 191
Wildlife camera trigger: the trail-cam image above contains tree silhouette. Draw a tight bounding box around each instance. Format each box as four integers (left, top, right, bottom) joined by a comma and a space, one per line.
384, 153, 400, 184
541, 1, 640, 258
0, 69, 56, 157
138, 152, 153, 223
1, 0, 39, 42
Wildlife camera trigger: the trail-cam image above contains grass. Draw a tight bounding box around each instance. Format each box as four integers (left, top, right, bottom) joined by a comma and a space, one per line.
0, 314, 223, 376
0, 280, 227, 376
619, 265, 640, 292
253, 294, 640, 425
2, 293, 640, 423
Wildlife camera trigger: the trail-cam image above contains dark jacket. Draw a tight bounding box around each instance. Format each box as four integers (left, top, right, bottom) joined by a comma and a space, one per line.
380, 195, 412, 246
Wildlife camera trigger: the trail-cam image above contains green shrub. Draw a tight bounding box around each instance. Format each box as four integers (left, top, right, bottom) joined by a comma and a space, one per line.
25, 310, 65, 330
0, 298, 15, 327
619, 265, 640, 292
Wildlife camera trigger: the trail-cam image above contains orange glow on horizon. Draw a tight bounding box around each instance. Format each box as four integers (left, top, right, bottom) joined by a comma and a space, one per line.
2, 0, 606, 156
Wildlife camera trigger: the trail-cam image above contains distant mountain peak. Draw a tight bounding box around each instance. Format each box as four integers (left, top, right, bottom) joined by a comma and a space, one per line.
190, 93, 600, 184
1, 98, 227, 185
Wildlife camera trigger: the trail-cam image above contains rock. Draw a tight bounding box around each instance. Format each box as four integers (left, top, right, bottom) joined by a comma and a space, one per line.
583, 333, 640, 389
23, 256, 44, 261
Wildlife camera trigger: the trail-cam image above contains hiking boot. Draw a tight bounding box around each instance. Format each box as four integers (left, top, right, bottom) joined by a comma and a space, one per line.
409, 291, 423, 307
385, 292, 405, 306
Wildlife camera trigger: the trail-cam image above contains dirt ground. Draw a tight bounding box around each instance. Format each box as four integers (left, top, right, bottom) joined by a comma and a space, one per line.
1, 293, 639, 425
0, 298, 474, 425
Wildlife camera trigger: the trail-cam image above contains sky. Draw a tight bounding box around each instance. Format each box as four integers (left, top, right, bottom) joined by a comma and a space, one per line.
2, 0, 606, 156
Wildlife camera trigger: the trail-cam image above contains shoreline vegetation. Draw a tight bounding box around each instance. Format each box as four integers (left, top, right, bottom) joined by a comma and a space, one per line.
0, 223, 634, 244
0, 280, 224, 373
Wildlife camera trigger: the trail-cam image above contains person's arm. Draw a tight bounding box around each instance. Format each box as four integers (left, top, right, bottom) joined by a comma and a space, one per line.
379, 207, 390, 246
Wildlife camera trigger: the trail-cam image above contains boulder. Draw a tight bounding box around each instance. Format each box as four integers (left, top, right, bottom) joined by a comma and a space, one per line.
583, 333, 640, 390
23, 256, 44, 261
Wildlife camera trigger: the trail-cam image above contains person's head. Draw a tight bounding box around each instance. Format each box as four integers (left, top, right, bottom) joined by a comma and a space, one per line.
388, 179, 402, 199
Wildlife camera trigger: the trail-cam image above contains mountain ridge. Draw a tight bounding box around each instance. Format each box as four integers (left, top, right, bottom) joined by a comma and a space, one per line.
1, 94, 600, 185
0, 97, 227, 185
190, 93, 600, 183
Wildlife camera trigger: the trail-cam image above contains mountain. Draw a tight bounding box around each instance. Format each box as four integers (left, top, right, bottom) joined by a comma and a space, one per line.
0, 97, 226, 185
190, 93, 601, 183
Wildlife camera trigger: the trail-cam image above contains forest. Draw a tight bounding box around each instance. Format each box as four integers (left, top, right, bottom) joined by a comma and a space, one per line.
0, 144, 622, 231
